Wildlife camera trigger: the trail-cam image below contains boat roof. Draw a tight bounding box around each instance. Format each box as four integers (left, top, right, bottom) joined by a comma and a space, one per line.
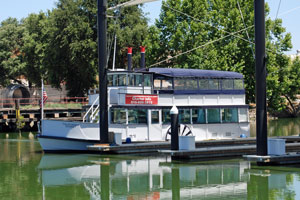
148, 68, 243, 79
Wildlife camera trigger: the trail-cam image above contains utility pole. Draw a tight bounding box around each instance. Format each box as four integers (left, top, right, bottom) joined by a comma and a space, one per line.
98, 0, 109, 143
255, 0, 268, 155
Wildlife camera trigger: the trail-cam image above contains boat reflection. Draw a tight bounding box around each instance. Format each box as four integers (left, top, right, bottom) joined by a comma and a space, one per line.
38, 155, 252, 199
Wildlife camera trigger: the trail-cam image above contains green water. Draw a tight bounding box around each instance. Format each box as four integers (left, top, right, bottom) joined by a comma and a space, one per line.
250, 117, 300, 137
1, 118, 300, 199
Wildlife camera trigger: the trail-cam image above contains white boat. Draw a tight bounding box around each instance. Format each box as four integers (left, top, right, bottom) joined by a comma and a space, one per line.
37, 67, 250, 152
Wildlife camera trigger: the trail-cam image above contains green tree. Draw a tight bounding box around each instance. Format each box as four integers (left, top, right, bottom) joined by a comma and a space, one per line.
0, 18, 25, 86
42, 0, 98, 96
280, 57, 300, 116
22, 13, 49, 87
146, 0, 292, 112
39, 0, 149, 96
107, 2, 149, 70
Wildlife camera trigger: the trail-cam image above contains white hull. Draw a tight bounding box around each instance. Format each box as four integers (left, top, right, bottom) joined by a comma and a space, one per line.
38, 136, 97, 152
38, 120, 99, 152
38, 119, 250, 152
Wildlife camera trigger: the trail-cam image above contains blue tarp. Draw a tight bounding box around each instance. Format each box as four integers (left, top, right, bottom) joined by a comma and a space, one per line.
149, 68, 243, 79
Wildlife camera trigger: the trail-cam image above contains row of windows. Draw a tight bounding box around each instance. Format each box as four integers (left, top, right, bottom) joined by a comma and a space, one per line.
110, 108, 248, 125
154, 78, 244, 91
107, 73, 244, 91
108, 73, 152, 87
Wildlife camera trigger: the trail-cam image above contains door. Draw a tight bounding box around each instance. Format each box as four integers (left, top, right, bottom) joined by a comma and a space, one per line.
148, 110, 162, 141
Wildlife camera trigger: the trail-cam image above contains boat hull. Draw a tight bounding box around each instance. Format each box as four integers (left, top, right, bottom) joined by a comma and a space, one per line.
37, 135, 99, 153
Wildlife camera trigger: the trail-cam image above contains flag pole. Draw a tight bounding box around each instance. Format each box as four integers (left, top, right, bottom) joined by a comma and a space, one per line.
41, 79, 44, 120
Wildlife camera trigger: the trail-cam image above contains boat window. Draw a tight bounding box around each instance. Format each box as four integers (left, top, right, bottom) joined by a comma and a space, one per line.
234, 79, 244, 89
162, 109, 171, 124
208, 79, 219, 90
179, 109, 191, 124
128, 74, 142, 86
192, 108, 206, 124
222, 79, 234, 90
128, 109, 147, 124
110, 108, 126, 124
238, 108, 248, 122
151, 110, 159, 124
186, 79, 198, 90
112, 74, 119, 86
128, 74, 135, 86
107, 74, 113, 86
161, 78, 173, 90
136, 74, 143, 86
118, 74, 127, 86
174, 78, 185, 90
144, 74, 152, 87
207, 108, 221, 123
154, 79, 161, 90
221, 108, 238, 123
199, 79, 209, 90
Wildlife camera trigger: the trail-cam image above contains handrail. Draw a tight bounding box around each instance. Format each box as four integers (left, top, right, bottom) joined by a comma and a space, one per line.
90, 104, 100, 123
83, 96, 99, 122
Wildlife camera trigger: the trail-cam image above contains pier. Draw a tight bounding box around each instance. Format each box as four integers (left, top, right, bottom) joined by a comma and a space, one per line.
0, 107, 84, 131
87, 136, 300, 160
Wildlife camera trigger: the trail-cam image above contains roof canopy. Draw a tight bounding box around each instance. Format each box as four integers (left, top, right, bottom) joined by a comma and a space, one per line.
149, 68, 243, 79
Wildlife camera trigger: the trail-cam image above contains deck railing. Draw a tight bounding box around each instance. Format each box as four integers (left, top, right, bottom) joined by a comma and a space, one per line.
0, 97, 88, 109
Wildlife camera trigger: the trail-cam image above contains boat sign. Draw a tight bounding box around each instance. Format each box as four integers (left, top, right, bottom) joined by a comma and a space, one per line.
125, 94, 158, 105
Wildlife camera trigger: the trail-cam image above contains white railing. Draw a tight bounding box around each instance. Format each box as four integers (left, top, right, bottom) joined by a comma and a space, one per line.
83, 96, 99, 122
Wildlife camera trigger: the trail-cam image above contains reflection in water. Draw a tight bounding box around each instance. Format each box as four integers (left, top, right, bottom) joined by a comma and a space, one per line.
250, 117, 300, 137
246, 167, 298, 200
1, 135, 300, 199
38, 155, 251, 199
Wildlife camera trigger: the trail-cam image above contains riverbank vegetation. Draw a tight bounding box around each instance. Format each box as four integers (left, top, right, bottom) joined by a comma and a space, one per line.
0, 0, 299, 115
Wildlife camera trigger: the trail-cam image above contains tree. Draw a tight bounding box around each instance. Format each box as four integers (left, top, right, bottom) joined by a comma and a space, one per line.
106, 2, 149, 70
145, 0, 292, 112
42, 0, 98, 97
40, 0, 149, 96
0, 18, 25, 86
22, 13, 49, 87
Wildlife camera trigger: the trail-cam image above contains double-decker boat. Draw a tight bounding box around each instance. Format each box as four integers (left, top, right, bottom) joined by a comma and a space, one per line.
38, 67, 250, 152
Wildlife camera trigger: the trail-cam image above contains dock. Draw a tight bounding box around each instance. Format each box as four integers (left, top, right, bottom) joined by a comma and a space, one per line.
87, 136, 300, 159
244, 153, 300, 165
0, 108, 83, 131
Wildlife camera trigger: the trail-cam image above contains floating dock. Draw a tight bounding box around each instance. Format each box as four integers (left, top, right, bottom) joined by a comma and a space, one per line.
87, 136, 300, 159
244, 153, 300, 165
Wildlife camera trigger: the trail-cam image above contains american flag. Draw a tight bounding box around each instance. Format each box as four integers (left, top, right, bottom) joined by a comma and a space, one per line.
40, 89, 48, 107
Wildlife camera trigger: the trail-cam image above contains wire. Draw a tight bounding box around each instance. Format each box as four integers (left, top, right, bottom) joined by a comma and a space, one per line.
163, 4, 255, 46
275, 0, 282, 19
237, 0, 255, 59
278, 6, 300, 17
149, 26, 253, 67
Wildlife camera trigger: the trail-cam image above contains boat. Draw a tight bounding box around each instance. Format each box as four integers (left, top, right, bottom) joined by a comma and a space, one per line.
37, 66, 250, 152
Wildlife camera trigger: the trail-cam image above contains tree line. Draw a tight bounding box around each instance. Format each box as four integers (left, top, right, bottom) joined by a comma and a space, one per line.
0, 0, 299, 114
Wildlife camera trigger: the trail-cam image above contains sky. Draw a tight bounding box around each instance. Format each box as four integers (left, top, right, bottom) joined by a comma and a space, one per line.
0, 0, 299, 54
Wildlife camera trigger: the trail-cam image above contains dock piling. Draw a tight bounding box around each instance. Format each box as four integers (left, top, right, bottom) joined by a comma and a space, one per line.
170, 105, 179, 150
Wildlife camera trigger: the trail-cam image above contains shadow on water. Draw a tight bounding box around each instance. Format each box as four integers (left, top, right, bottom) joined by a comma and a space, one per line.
250, 117, 300, 137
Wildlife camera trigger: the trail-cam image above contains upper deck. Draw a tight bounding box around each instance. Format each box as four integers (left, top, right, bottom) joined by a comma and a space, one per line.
90, 68, 246, 106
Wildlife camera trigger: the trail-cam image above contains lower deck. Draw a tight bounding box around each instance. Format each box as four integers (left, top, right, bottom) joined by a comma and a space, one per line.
109, 105, 249, 141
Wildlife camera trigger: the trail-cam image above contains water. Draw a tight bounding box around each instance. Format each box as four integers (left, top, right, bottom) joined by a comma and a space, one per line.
1, 118, 300, 199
